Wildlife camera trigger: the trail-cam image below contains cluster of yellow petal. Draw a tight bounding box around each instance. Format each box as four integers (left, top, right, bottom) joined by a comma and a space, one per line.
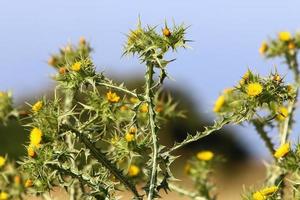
253, 186, 278, 200
276, 106, 288, 121
140, 103, 148, 113
128, 164, 140, 177
106, 91, 120, 103
71, 61, 82, 71
0, 192, 8, 200
274, 143, 290, 159
196, 151, 214, 161
24, 179, 33, 188
213, 95, 225, 113
0, 156, 6, 167
32, 101, 43, 113
278, 31, 292, 42
259, 42, 268, 55
246, 83, 263, 97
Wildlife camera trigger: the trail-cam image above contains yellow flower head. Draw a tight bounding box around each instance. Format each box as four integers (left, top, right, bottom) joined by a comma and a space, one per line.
71, 62, 82, 71
274, 143, 290, 159
0, 156, 6, 167
163, 27, 171, 37
24, 179, 33, 188
32, 101, 43, 113
213, 95, 225, 113
278, 31, 292, 42
276, 106, 288, 121
128, 164, 140, 177
130, 97, 139, 104
259, 42, 268, 55
246, 83, 263, 97
140, 103, 148, 113
47, 57, 57, 66
196, 151, 214, 161
14, 175, 21, 185
79, 36, 86, 45
127, 28, 143, 46
0, 192, 8, 200
27, 144, 36, 158
288, 42, 296, 50
30, 128, 43, 146
120, 105, 128, 111
106, 91, 120, 103
125, 132, 135, 142
59, 67, 68, 74
253, 186, 278, 200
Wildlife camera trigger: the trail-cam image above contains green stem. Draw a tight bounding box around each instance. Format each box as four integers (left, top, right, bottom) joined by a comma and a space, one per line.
62, 88, 77, 200
96, 81, 139, 98
169, 118, 231, 153
146, 63, 159, 200
167, 182, 207, 200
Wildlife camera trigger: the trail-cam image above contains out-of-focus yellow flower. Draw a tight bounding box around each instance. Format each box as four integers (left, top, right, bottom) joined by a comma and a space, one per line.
196, 151, 214, 161
184, 163, 191, 174
278, 31, 292, 42
25, 179, 33, 188
259, 42, 268, 55
274, 143, 290, 159
32, 101, 43, 113
252, 186, 278, 200
288, 42, 296, 50
47, 57, 57, 66
125, 132, 135, 142
140, 103, 148, 113
0, 192, 8, 200
71, 62, 81, 71
59, 67, 68, 74
79, 36, 86, 45
128, 165, 140, 177
30, 128, 43, 146
130, 97, 139, 104
27, 144, 36, 158
239, 71, 250, 86
127, 28, 143, 46
246, 83, 263, 97
14, 175, 21, 185
163, 27, 171, 37
0, 156, 6, 167
120, 105, 128, 111
106, 91, 120, 103
276, 106, 288, 121
213, 95, 225, 113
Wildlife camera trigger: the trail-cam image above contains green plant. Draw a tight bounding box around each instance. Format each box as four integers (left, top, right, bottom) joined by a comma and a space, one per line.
1, 21, 300, 200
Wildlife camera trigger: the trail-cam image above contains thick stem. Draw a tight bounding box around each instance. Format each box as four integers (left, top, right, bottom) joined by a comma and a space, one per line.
146, 63, 159, 200
62, 89, 77, 200
252, 121, 275, 156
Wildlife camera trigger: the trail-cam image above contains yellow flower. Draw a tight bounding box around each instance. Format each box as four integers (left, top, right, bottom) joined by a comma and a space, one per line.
253, 186, 278, 200
130, 97, 139, 104
71, 62, 81, 71
24, 179, 33, 188
14, 175, 21, 185
59, 67, 68, 74
127, 28, 143, 46
213, 95, 225, 113
196, 151, 214, 161
0, 156, 6, 167
184, 163, 191, 174
288, 42, 296, 50
0, 192, 8, 200
246, 83, 263, 97
163, 27, 171, 37
140, 103, 148, 113
30, 128, 43, 146
120, 105, 128, 111
27, 144, 36, 158
239, 71, 250, 86
79, 36, 86, 45
278, 31, 292, 42
259, 42, 268, 55
274, 143, 290, 159
47, 57, 57, 66
32, 101, 43, 113
106, 91, 120, 103
276, 106, 288, 121
125, 132, 135, 142
128, 165, 140, 177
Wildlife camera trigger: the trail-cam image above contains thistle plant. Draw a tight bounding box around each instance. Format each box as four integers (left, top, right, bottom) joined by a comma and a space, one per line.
1, 20, 300, 200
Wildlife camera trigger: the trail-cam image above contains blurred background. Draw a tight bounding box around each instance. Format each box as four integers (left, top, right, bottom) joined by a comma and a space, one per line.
1, 1, 300, 199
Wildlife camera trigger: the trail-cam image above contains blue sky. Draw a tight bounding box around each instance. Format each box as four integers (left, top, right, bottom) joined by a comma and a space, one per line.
1, 0, 300, 158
